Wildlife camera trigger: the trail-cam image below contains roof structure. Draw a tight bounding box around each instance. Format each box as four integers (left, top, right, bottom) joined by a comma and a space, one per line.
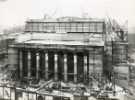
14, 33, 104, 47
26, 17, 104, 23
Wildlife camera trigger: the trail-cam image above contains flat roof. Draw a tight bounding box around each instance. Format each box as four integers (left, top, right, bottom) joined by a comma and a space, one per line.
26, 17, 104, 23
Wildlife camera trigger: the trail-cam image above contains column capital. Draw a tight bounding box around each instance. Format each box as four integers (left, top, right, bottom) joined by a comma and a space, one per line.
64, 54, 67, 62
74, 54, 77, 63
54, 53, 58, 60
36, 52, 39, 56
28, 51, 31, 59
84, 55, 87, 63
45, 53, 48, 61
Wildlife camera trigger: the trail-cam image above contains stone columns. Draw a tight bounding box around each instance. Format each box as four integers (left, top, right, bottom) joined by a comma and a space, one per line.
54, 53, 58, 81
27, 51, 31, 78
64, 54, 67, 82
45, 53, 48, 80
36, 53, 40, 79
74, 54, 77, 83
19, 50, 23, 79
89, 53, 93, 76
84, 55, 87, 81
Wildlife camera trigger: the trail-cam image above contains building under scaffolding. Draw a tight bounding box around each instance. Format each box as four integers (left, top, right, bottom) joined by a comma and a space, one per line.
7, 17, 128, 88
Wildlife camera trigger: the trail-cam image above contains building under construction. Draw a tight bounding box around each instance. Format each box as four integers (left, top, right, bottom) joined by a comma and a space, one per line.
7, 17, 128, 99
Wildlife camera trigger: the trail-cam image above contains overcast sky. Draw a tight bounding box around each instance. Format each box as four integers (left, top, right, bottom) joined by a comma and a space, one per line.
0, 0, 135, 30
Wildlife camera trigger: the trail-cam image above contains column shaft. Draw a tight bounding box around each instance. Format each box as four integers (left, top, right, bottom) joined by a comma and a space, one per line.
64, 54, 67, 81
19, 50, 23, 79
54, 53, 58, 81
27, 51, 31, 78
36, 53, 40, 79
74, 54, 77, 83
45, 53, 48, 80
84, 55, 87, 81
89, 53, 93, 76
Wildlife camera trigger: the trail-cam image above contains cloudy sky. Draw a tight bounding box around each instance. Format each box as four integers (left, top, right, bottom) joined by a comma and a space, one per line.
0, 0, 135, 30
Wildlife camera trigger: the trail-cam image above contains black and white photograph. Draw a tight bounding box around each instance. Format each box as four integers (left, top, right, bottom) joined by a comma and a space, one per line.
0, 0, 134, 100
